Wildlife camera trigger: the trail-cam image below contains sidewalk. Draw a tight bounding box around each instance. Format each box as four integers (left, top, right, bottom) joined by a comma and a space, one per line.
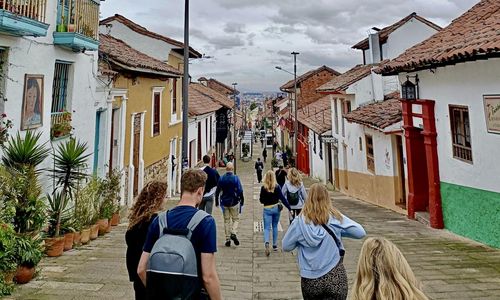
8, 141, 500, 299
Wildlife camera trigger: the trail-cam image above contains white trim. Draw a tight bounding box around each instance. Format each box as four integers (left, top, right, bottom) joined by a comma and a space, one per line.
119, 96, 128, 206
170, 78, 178, 123
128, 111, 146, 206
151, 87, 165, 137
169, 118, 183, 126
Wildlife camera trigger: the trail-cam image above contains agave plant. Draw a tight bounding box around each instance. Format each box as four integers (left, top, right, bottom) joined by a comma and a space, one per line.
1, 131, 49, 172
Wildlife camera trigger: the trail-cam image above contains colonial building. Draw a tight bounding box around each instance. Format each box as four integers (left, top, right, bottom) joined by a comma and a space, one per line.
99, 14, 202, 200
378, 0, 500, 247
317, 12, 441, 215
98, 34, 181, 205
0, 0, 102, 190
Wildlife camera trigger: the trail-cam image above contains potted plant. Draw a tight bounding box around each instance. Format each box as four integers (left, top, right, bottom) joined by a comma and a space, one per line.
56, 15, 67, 32
0, 113, 12, 147
45, 191, 68, 257
13, 235, 42, 284
50, 112, 72, 139
0, 223, 17, 285
74, 178, 99, 244
101, 169, 122, 227
60, 219, 75, 251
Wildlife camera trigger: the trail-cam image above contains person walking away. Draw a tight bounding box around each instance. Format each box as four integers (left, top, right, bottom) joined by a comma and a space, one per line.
259, 170, 291, 256
255, 157, 264, 183
215, 162, 244, 247
260, 136, 265, 148
281, 168, 307, 222
282, 151, 288, 168
282, 183, 366, 300
272, 141, 278, 154
137, 170, 222, 300
199, 155, 220, 214
262, 148, 268, 163
275, 165, 287, 188
126, 181, 167, 300
352, 237, 429, 300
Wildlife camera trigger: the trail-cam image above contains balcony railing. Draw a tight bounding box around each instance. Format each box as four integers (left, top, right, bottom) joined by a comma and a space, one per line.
56, 0, 99, 40
51, 111, 72, 139
1, 0, 47, 23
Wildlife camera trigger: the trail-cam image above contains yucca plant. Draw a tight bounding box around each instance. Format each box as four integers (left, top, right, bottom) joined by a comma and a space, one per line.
2, 131, 49, 172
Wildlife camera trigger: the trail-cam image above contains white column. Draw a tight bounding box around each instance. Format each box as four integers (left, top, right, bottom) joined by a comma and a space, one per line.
104, 97, 113, 177
128, 113, 136, 206
119, 96, 127, 206
138, 112, 145, 193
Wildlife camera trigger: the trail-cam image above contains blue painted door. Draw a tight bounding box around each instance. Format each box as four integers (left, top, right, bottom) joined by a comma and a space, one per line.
93, 111, 101, 174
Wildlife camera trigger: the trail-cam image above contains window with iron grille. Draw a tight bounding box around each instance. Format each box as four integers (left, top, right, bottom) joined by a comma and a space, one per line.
449, 105, 472, 163
172, 78, 177, 115
153, 92, 161, 135
365, 134, 375, 172
51, 62, 71, 114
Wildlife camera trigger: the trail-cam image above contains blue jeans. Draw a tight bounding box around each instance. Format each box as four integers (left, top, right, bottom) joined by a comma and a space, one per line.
263, 205, 280, 246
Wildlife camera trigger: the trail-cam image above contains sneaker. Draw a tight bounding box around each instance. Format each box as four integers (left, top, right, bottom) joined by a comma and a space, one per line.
265, 242, 270, 256
273, 245, 278, 251
230, 234, 240, 246
225, 240, 231, 247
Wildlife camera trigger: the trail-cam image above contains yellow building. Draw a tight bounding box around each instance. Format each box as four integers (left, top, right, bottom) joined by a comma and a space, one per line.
99, 34, 183, 204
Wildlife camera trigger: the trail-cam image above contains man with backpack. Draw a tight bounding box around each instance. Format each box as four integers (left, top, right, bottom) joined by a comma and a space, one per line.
137, 169, 222, 300
275, 165, 287, 188
255, 157, 264, 183
199, 155, 220, 215
215, 162, 244, 247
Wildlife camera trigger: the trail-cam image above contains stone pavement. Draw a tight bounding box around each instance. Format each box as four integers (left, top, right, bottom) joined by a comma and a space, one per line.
8, 141, 500, 299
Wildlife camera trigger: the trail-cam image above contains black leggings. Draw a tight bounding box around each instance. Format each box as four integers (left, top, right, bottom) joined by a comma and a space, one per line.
301, 262, 348, 300
290, 209, 302, 223
133, 280, 146, 300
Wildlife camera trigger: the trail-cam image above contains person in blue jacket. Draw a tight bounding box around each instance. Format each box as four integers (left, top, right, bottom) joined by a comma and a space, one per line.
215, 162, 244, 247
282, 183, 366, 300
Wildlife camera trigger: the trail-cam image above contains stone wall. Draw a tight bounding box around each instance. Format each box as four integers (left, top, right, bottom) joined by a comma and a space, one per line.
144, 156, 169, 184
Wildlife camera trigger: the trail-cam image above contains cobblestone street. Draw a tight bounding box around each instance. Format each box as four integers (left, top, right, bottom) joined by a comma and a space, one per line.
8, 143, 500, 299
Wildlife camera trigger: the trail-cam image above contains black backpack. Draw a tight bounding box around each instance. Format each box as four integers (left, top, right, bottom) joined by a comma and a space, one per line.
287, 190, 300, 206
146, 210, 208, 299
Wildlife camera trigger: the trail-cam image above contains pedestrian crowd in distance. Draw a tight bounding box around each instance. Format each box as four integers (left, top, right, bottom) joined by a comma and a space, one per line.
124, 152, 428, 300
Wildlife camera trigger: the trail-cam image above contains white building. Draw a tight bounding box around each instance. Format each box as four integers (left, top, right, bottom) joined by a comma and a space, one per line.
317, 12, 441, 213
378, 0, 500, 247
0, 0, 102, 189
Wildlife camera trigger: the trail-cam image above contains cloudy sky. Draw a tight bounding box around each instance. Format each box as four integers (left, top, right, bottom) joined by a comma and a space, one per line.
101, 0, 478, 92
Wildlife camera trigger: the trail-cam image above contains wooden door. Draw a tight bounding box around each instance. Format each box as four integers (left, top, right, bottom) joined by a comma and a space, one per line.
396, 135, 407, 207
327, 144, 334, 185
109, 109, 116, 174
133, 114, 141, 196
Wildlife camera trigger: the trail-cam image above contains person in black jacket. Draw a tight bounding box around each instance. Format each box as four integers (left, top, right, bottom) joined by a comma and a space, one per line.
262, 148, 268, 163
125, 181, 167, 300
199, 155, 220, 214
259, 170, 291, 256
275, 165, 287, 188
255, 157, 264, 183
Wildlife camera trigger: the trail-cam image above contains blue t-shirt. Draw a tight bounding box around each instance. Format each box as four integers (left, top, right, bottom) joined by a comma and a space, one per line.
143, 205, 217, 254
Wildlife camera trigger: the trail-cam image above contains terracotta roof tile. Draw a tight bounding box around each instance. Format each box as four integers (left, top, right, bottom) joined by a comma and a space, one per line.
297, 96, 332, 134
99, 34, 181, 76
198, 78, 239, 96
378, 0, 500, 75
344, 92, 402, 130
191, 82, 234, 109
352, 12, 442, 50
98, 60, 117, 76
188, 83, 222, 116
317, 64, 375, 93
280, 65, 341, 91
100, 14, 202, 58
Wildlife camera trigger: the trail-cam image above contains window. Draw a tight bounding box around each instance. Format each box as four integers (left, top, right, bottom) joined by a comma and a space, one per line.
51, 62, 71, 114
313, 133, 317, 153
205, 118, 208, 151
197, 121, 202, 161
449, 105, 472, 163
359, 137, 363, 151
172, 78, 177, 115
319, 136, 323, 160
365, 135, 375, 172
341, 100, 351, 138
209, 116, 213, 147
153, 92, 161, 135
334, 99, 339, 134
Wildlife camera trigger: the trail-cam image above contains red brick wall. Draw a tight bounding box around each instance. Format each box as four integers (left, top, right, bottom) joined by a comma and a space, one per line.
298, 70, 337, 108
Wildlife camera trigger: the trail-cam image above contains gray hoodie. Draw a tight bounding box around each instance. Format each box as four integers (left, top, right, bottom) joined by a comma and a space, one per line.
282, 180, 307, 209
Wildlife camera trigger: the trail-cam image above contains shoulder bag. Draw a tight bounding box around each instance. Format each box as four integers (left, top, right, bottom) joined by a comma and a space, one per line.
321, 224, 345, 262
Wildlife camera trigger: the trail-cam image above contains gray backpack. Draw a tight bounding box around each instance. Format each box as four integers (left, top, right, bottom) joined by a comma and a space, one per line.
146, 210, 209, 299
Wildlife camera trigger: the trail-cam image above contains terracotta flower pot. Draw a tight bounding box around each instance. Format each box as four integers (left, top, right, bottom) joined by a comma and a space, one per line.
44, 236, 65, 257
63, 232, 74, 251
73, 231, 81, 246
14, 265, 35, 284
97, 219, 108, 236
106, 219, 112, 233
90, 224, 99, 240
110, 213, 120, 226
80, 228, 91, 244
4, 270, 16, 284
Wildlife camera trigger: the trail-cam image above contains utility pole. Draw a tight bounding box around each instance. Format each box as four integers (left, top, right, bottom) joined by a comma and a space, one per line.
232, 82, 238, 174
181, 0, 189, 172
292, 51, 299, 166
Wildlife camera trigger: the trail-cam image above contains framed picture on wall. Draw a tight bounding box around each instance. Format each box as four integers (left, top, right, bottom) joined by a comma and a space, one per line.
483, 95, 500, 134
21, 74, 44, 130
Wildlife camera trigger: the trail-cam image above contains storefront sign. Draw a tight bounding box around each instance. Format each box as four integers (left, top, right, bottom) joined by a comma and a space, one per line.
320, 135, 338, 146
484, 95, 500, 134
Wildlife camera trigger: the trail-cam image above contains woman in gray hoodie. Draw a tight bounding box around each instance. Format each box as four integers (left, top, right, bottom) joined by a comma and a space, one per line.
282, 183, 366, 300
281, 168, 307, 222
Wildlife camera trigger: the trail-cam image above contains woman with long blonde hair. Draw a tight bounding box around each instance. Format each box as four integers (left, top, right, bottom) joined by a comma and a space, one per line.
352, 237, 428, 300
125, 181, 167, 299
283, 183, 365, 300
281, 168, 307, 222
259, 170, 291, 256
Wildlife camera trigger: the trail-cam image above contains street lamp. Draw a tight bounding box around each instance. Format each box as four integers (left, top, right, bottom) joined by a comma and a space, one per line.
232, 82, 238, 174
275, 51, 299, 165
181, 0, 190, 172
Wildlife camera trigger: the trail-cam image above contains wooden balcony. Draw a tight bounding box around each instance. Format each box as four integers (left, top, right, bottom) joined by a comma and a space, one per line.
53, 0, 100, 51
0, 0, 49, 36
